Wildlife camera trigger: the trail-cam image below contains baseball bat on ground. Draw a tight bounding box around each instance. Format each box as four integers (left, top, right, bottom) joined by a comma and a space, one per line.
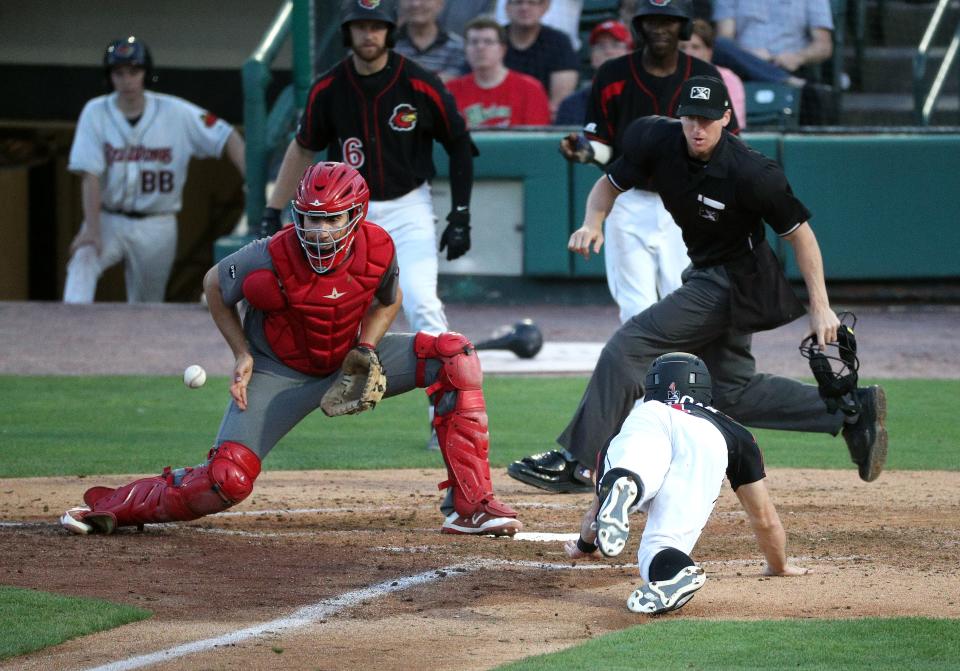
473, 319, 544, 359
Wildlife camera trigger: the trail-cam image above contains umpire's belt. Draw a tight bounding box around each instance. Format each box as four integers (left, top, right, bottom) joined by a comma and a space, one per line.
102, 208, 174, 219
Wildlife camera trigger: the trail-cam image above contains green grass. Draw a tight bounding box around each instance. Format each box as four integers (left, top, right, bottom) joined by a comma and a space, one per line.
494, 618, 960, 671
0, 376, 957, 476
2, 376, 958, 667
0, 585, 150, 660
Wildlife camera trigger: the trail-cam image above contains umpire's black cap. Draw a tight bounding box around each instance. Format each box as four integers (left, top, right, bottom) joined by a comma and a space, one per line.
676, 75, 731, 120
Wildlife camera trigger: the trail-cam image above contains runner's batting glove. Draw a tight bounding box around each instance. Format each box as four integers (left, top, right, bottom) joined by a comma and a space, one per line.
440, 208, 471, 261
320, 345, 387, 417
258, 207, 282, 239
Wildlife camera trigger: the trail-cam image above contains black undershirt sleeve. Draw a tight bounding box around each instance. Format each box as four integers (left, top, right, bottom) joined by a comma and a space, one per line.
445, 133, 475, 211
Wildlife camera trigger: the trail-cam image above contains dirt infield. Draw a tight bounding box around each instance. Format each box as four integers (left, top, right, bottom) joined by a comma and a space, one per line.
2, 468, 959, 671
1, 301, 959, 670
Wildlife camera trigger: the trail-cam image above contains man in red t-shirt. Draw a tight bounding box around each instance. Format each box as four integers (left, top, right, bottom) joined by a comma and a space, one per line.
447, 16, 551, 128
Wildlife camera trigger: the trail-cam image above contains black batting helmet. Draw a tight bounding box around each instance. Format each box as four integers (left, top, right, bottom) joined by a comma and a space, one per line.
103, 36, 154, 89
340, 0, 398, 48
644, 352, 712, 405
632, 0, 694, 41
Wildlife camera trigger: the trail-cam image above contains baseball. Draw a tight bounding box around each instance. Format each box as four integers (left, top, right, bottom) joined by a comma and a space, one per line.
183, 364, 207, 389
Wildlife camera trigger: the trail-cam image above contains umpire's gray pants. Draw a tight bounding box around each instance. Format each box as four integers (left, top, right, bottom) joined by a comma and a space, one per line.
558, 265, 845, 467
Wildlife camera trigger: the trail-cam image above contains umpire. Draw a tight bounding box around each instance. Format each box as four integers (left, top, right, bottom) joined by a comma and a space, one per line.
509, 75, 887, 492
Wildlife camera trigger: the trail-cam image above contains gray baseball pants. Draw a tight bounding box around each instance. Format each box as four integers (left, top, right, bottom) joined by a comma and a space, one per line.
214, 332, 441, 460
558, 264, 845, 467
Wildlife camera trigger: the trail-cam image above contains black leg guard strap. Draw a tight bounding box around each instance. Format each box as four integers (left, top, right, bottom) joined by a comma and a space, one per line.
597, 467, 643, 505
648, 548, 696, 582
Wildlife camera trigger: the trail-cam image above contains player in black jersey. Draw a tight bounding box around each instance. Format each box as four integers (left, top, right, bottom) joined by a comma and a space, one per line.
564, 353, 809, 615
263, 0, 474, 338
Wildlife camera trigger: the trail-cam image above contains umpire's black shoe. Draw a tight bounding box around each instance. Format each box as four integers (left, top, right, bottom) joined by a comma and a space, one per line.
842, 385, 888, 482
507, 450, 594, 493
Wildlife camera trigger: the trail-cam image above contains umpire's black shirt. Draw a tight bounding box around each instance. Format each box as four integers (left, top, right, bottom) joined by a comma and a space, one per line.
607, 116, 811, 268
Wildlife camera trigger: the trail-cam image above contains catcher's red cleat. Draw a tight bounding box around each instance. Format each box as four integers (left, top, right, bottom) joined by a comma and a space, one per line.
441, 510, 522, 536
59, 507, 117, 535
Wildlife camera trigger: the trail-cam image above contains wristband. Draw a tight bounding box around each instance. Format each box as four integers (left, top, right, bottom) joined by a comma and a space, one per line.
357, 342, 376, 351
576, 536, 598, 554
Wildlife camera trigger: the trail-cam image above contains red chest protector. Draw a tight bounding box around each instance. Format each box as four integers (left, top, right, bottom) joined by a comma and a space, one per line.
245, 223, 395, 376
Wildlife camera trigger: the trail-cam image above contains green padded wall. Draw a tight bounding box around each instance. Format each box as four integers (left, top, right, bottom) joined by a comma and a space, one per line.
221, 133, 960, 282
781, 135, 960, 280
433, 132, 570, 276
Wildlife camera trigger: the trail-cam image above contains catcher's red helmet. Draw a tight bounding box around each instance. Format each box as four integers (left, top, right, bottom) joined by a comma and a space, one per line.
103, 36, 154, 89
292, 162, 370, 274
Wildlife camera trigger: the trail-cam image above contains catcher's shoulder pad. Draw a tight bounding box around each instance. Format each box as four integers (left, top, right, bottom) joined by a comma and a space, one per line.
242, 268, 286, 312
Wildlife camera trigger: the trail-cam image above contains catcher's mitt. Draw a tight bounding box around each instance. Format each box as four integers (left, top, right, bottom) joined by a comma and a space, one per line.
321, 346, 387, 417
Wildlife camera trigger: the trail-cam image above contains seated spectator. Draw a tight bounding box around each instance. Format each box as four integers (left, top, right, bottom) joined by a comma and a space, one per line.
713, 0, 833, 84
447, 17, 551, 128
438, 0, 496, 37
555, 19, 632, 126
395, 0, 467, 82
680, 18, 747, 128
495, 0, 584, 50
502, 0, 580, 117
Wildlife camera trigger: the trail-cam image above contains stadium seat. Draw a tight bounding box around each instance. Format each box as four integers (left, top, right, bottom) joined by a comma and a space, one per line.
744, 82, 801, 130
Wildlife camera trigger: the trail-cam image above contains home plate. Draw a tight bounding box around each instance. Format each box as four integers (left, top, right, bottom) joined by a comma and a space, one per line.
514, 532, 578, 542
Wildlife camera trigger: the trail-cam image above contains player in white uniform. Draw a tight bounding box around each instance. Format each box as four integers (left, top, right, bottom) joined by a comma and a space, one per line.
565, 353, 809, 615
64, 36, 245, 303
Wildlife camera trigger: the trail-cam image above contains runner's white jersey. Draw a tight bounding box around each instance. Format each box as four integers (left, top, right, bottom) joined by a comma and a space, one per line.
68, 90, 233, 213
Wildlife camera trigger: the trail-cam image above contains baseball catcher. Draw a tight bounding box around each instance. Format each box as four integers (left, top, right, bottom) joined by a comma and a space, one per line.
60, 161, 520, 537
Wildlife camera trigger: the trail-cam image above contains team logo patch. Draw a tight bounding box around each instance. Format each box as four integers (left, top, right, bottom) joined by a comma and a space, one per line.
690, 86, 711, 100
699, 206, 719, 222
666, 381, 680, 403
201, 111, 219, 128
359, 0, 380, 8
389, 104, 418, 131
114, 43, 137, 58
584, 122, 598, 134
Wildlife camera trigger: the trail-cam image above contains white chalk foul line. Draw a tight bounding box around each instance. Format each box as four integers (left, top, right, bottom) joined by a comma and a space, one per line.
82, 567, 457, 671
79, 558, 611, 671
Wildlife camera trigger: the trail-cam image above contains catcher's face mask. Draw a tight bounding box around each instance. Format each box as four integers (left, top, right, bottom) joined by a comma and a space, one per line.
292, 206, 361, 273
799, 312, 860, 414
292, 161, 370, 273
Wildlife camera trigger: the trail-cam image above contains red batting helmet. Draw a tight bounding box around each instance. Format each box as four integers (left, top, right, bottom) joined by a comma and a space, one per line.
340, 0, 398, 48
103, 36, 154, 89
632, 0, 694, 41
291, 162, 370, 273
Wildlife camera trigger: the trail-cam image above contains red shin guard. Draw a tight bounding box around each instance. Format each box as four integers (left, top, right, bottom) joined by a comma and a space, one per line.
415, 332, 517, 518
82, 441, 261, 530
